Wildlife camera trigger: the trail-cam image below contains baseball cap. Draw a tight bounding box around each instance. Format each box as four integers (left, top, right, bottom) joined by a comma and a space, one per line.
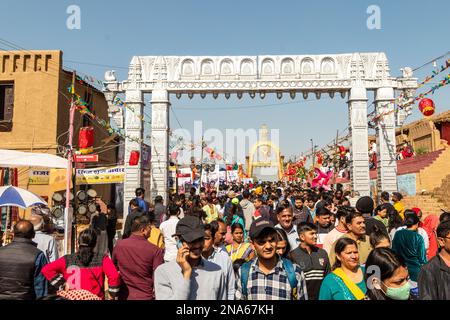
249, 219, 276, 240
231, 197, 239, 205
173, 215, 205, 242
356, 196, 374, 214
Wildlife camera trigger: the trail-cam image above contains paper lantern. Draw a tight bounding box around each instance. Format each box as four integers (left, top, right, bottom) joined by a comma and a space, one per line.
419, 98, 435, 117
338, 145, 347, 159
316, 152, 323, 165
129, 150, 140, 166
79, 126, 94, 152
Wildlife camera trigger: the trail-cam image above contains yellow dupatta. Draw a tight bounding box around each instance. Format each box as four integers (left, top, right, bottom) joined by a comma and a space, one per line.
332, 267, 365, 300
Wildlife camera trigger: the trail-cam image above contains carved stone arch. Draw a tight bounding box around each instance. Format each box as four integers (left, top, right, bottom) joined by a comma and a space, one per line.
301, 57, 314, 74
321, 57, 336, 74
220, 59, 234, 75
261, 58, 275, 75
181, 59, 195, 76
240, 59, 254, 75
281, 58, 295, 74
200, 59, 214, 75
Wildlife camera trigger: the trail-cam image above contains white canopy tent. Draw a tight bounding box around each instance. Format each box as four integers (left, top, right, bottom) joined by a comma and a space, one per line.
0, 149, 68, 169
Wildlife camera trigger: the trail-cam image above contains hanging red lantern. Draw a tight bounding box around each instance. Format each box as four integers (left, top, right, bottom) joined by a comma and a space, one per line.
338, 145, 347, 159
316, 152, 323, 165
79, 126, 94, 154
129, 150, 140, 166
419, 98, 435, 117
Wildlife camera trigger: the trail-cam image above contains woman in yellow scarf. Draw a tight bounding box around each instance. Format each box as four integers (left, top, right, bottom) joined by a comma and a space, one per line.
319, 237, 367, 300
226, 223, 254, 262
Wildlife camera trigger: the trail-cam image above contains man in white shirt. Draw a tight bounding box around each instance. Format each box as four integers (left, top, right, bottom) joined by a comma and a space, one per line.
159, 204, 180, 262
29, 214, 58, 262
323, 206, 350, 255
274, 205, 299, 251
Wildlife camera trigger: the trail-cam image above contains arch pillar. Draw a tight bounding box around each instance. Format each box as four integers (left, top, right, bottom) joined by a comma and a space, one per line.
375, 86, 397, 194
123, 89, 145, 219
150, 89, 170, 205
348, 84, 370, 196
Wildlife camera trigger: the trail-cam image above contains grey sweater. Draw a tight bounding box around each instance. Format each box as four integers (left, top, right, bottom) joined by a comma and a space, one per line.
154, 258, 227, 300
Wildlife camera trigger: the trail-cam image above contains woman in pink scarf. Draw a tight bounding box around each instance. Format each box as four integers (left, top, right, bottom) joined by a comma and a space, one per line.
422, 215, 439, 260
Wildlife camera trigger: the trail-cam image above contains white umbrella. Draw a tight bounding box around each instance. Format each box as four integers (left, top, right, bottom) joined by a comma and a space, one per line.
0, 149, 68, 168
0, 186, 47, 209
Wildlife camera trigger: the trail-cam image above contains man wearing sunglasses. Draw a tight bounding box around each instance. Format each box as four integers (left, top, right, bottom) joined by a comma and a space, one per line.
418, 221, 450, 300
235, 219, 308, 300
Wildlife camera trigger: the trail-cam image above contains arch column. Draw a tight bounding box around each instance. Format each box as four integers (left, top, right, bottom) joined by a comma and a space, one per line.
348, 84, 370, 196
150, 89, 170, 204
123, 89, 145, 219
375, 86, 397, 194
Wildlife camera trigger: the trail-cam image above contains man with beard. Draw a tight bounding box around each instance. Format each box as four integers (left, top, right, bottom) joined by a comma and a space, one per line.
292, 196, 314, 226
328, 211, 373, 266
315, 207, 334, 249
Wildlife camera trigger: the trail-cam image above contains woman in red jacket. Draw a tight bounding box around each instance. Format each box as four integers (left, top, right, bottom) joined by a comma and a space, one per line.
422, 215, 440, 260
42, 228, 120, 300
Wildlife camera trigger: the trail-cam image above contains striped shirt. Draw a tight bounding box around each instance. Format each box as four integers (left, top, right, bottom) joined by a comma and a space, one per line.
289, 245, 331, 300
235, 257, 308, 300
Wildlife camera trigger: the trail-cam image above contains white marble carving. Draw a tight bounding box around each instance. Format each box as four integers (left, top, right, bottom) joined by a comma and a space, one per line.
103, 52, 418, 201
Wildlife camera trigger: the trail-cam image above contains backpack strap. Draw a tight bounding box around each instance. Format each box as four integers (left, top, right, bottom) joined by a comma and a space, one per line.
240, 260, 253, 298
281, 257, 298, 300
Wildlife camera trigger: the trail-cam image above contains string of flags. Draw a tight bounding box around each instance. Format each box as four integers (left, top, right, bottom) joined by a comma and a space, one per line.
373, 67, 450, 123
417, 59, 450, 89
169, 131, 229, 163
69, 85, 143, 143
75, 74, 105, 90
112, 97, 147, 122
74, 72, 149, 123
413, 73, 450, 101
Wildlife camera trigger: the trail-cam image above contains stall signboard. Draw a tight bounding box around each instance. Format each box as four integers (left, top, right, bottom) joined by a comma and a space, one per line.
28, 170, 50, 185
177, 168, 193, 193
227, 170, 239, 183
74, 154, 98, 163
76, 166, 125, 185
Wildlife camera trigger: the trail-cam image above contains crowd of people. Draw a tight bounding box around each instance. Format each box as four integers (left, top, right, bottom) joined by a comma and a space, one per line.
0, 182, 449, 301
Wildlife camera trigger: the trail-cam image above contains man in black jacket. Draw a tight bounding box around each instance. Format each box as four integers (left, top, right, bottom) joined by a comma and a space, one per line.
0, 220, 48, 300
418, 221, 450, 300
292, 196, 313, 226
289, 222, 330, 300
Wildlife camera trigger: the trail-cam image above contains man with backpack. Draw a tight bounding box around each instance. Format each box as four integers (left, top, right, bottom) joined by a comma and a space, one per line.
235, 219, 308, 300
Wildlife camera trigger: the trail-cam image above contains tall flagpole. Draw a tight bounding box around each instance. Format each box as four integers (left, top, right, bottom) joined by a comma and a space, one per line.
64, 71, 76, 255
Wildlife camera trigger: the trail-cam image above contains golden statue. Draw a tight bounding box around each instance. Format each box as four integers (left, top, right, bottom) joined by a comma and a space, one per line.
246, 124, 284, 180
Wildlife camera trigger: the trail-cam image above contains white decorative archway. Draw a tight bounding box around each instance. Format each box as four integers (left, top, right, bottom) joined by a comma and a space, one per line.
103, 53, 417, 216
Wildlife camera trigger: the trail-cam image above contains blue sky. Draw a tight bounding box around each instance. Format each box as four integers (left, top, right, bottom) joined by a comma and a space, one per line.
1, 0, 449, 162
